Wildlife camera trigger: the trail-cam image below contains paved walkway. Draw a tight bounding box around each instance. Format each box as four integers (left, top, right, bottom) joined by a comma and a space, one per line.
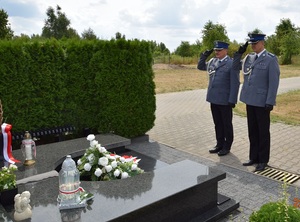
147, 76, 300, 185
127, 77, 300, 221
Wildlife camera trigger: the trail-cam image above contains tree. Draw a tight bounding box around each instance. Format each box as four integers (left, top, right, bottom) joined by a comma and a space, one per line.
273, 18, 300, 64
12, 33, 31, 41
175, 41, 193, 57
275, 18, 296, 39
0, 9, 14, 39
81, 27, 97, 40
279, 31, 300, 64
248, 28, 263, 35
201, 20, 229, 50
42, 5, 79, 39
156, 42, 169, 54
266, 34, 281, 56
115, 32, 126, 39
149, 40, 170, 57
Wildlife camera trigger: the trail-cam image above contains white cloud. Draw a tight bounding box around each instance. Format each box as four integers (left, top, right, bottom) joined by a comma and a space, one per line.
1, 0, 300, 52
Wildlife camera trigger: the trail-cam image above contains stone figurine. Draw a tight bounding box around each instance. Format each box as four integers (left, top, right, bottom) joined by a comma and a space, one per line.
14, 191, 32, 221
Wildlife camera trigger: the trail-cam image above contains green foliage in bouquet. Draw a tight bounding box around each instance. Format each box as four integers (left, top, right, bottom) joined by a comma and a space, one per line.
0, 164, 18, 192
77, 134, 144, 181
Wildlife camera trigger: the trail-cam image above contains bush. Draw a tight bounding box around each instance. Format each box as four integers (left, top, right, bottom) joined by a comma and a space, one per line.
249, 201, 300, 222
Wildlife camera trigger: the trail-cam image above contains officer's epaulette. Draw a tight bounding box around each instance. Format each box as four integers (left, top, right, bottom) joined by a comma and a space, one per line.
267, 52, 275, 57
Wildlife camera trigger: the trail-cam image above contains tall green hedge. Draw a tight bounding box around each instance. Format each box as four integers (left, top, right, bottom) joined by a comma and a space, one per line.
0, 38, 155, 138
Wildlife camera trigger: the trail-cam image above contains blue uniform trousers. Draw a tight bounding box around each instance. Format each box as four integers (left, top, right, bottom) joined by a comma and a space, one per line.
210, 103, 233, 150
246, 105, 271, 163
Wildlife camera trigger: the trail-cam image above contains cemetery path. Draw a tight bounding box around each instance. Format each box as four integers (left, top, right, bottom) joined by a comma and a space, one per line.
147, 77, 300, 186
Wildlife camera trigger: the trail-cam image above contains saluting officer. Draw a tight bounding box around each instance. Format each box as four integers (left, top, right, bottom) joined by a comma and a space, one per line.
197, 41, 240, 156
232, 33, 280, 171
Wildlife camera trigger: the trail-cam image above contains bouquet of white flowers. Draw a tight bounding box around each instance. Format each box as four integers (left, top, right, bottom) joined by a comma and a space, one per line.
77, 134, 144, 181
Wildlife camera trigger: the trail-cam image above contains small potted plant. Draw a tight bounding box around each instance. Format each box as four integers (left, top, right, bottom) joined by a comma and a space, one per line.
0, 164, 18, 206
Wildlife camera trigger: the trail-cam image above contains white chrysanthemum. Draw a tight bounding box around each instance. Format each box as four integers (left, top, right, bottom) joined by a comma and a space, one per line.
87, 134, 95, 141
94, 168, 102, 177
98, 146, 107, 153
98, 157, 109, 166
90, 140, 98, 147
100, 146, 106, 153
120, 157, 125, 163
106, 154, 115, 160
121, 172, 129, 179
77, 159, 82, 165
125, 158, 133, 162
111, 161, 118, 168
105, 165, 112, 173
114, 169, 120, 177
131, 163, 138, 171
87, 154, 95, 163
9, 164, 18, 170
109, 154, 121, 160
83, 163, 92, 171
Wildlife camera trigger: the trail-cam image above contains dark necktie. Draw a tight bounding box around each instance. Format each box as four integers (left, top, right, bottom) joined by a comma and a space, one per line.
255, 55, 258, 60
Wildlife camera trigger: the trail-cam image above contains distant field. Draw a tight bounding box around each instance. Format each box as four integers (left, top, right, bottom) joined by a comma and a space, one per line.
153, 63, 300, 94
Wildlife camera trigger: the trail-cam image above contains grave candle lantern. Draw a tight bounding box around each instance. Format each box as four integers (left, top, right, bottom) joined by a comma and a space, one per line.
58, 155, 86, 210
20, 131, 36, 166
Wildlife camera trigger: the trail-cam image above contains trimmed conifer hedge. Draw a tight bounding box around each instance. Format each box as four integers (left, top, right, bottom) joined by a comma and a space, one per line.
0, 38, 155, 138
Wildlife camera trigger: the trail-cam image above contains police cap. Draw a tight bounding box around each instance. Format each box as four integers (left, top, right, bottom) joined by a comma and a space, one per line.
213, 41, 229, 50
248, 33, 266, 44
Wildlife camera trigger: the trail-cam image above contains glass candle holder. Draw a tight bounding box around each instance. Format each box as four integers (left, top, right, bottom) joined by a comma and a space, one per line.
20, 131, 36, 166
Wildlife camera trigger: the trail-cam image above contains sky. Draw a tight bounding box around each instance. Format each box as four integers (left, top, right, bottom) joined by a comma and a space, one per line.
1, 0, 300, 52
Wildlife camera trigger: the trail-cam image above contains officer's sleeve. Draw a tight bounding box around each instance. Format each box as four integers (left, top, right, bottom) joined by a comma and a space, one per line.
232, 52, 243, 71
266, 56, 280, 106
197, 53, 208, 71
229, 61, 240, 104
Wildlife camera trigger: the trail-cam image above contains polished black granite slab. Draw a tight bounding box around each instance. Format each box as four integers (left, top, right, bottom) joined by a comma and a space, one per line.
1, 134, 239, 221
4, 160, 234, 222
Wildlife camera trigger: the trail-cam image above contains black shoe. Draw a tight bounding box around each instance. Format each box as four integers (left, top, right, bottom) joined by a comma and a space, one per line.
255, 163, 267, 172
209, 146, 222, 154
218, 149, 230, 156
242, 160, 258, 166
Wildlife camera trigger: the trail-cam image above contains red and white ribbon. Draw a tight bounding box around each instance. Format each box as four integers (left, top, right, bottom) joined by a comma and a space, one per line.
1, 123, 20, 164
59, 186, 85, 195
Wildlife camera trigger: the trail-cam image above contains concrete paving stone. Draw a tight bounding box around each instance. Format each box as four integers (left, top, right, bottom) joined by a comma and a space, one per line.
143, 77, 300, 221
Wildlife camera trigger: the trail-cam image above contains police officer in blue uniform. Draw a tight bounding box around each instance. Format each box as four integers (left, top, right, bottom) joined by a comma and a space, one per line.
232, 33, 280, 171
198, 41, 240, 156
